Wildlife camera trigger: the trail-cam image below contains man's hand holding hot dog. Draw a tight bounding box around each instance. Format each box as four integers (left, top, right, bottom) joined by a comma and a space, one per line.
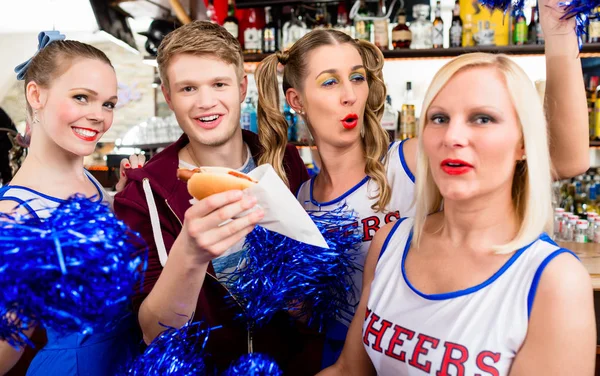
137, 167, 264, 343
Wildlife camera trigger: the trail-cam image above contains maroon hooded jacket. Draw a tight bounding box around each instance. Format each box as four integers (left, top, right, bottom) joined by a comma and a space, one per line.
114, 130, 323, 374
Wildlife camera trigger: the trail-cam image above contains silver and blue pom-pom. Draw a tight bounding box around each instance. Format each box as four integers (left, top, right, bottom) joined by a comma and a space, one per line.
125, 320, 213, 376
223, 353, 283, 376
0, 195, 147, 347
224, 205, 362, 330
125, 319, 281, 376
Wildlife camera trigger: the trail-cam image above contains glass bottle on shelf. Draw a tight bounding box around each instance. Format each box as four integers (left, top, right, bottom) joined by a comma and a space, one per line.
410, 4, 433, 49
575, 220, 589, 243
589, 7, 600, 43
334, 3, 352, 36
511, 6, 527, 45
244, 8, 262, 53
284, 102, 297, 142
392, 8, 412, 49
354, 0, 373, 42
374, 0, 390, 50
263, 6, 278, 53
554, 207, 565, 240
313, 4, 328, 29
241, 94, 258, 134
382, 94, 398, 142
527, 5, 543, 45
463, 13, 474, 47
206, 0, 219, 23
223, 0, 239, 39
400, 82, 416, 139
449, 0, 463, 47
432, 0, 444, 48
282, 8, 308, 50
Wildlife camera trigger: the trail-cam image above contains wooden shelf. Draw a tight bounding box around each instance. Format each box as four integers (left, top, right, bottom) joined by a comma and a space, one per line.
240, 43, 600, 62
143, 43, 600, 66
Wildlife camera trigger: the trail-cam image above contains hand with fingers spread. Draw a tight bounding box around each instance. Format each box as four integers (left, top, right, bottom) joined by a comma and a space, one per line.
176, 189, 265, 266
114, 154, 146, 192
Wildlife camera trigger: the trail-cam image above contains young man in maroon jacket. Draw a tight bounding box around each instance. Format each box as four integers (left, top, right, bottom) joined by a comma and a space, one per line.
114, 21, 319, 374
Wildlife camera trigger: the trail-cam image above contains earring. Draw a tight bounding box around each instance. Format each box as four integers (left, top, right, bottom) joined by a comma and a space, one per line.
521, 154, 527, 160
32, 110, 39, 124
360, 126, 365, 138
298, 109, 304, 115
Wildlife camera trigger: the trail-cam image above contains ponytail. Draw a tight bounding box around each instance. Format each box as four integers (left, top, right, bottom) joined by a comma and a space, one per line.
256, 53, 290, 186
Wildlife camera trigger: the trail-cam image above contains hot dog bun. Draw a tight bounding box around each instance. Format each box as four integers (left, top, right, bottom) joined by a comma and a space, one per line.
177, 166, 257, 200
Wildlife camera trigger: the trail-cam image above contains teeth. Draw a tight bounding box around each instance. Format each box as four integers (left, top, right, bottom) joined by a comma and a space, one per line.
199, 115, 219, 122
73, 128, 97, 137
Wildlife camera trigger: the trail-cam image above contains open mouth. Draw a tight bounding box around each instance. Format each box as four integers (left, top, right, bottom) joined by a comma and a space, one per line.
441, 159, 473, 175
342, 114, 358, 130
194, 114, 224, 129
197, 114, 220, 123
72, 127, 99, 142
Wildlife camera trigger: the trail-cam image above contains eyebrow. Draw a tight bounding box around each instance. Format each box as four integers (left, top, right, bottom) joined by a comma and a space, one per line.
174, 76, 234, 87
315, 65, 365, 79
71, 88, 118, 102
427, 105, 503, 115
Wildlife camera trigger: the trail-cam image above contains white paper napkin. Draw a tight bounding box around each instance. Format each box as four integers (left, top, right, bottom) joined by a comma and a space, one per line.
190, 164, 329, 249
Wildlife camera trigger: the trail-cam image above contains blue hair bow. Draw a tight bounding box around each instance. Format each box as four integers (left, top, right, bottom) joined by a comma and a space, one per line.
14, 30, 66, 81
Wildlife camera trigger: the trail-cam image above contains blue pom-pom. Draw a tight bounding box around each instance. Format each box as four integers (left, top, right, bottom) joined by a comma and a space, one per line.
0, 195, 147, 347
224, 353, 282, 376
125, 320, 213, 376
224, 205, 362, 330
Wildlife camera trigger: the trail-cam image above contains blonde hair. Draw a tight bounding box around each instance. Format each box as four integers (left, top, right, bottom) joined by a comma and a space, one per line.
413, 53, 553, 253
256, 29, 391, 211
157, 21, 244, 90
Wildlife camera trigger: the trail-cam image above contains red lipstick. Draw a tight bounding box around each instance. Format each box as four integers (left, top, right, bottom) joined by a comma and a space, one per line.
341, 113, 358, 130
72, 127, 99, 142
441, 159, 473, 175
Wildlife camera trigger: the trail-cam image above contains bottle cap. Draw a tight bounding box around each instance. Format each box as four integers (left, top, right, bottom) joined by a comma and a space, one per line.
577, 220, 589, 229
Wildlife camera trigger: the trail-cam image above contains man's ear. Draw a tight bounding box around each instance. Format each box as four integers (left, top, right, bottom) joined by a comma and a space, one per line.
239, 74, 248, 104
161, 84, 174, 111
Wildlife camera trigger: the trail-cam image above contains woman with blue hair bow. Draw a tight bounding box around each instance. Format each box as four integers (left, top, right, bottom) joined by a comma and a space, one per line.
0, 32, 142, 375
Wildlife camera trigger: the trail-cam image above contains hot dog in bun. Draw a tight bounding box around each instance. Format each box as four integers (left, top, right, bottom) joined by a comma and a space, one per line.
177, 166, 257, 200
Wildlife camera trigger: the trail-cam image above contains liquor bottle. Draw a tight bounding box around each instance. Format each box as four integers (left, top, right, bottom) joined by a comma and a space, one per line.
355, 0, 372, 42
511, 7, 527, 45
463, 13, 474, 47
527, 5, 540, 44
244, 8, 262, 53
432, 0, 444, 48
334, 3, 352, 36
392, 8, 412, 49
263, 6, 278, 53
241, 94, 258, 134
282, 8, 308, 50
400, 82, 416, 140
449, 0, 463, 47
382, 94, 399, 141
223, 0, 239, 39
206, 0, 219, 24
284, 102, 297, 142
410, 4, 433, 49
374, 0, 390, 50
313, 5, 327, 29
585, 76, 599, 139
589, 7, 600, 43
